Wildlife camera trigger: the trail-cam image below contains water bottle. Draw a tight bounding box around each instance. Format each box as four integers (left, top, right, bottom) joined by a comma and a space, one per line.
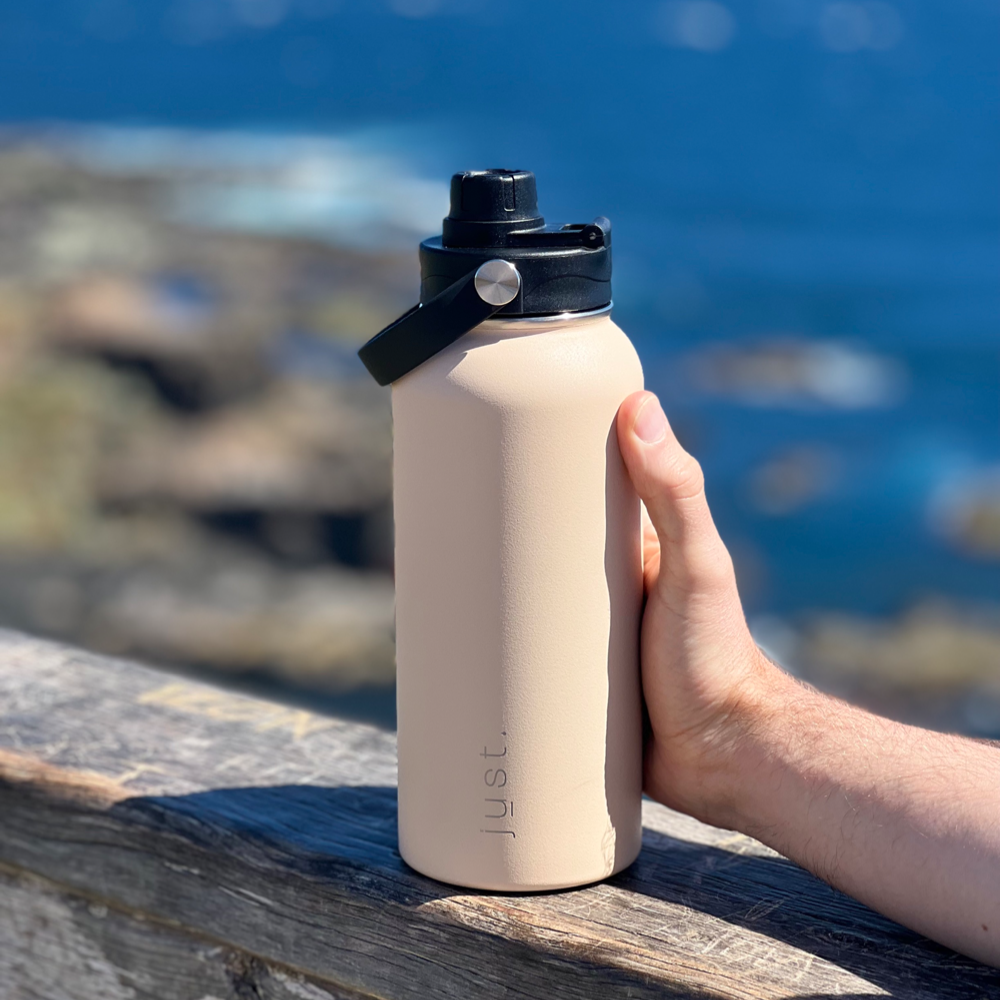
359, 170, 644, 890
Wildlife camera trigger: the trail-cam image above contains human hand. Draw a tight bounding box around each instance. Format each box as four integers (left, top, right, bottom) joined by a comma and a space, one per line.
618, 392, 789, 826
616, 390, 1000, 966
616, 390, 785, 827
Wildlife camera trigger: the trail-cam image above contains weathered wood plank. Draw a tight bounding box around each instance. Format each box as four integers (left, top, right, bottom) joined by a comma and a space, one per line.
0, 865, 371, 1000
0, 629, 997, 999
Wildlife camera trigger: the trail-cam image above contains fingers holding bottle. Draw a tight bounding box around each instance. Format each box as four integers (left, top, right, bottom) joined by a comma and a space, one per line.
617, 391, 738, 607
616, 390, 781, 826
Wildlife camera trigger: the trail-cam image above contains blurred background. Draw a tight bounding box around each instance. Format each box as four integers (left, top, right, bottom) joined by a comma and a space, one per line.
0, 0, 997, 734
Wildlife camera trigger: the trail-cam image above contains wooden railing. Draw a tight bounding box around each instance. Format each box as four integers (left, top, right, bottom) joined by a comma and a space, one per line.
0, 629, 995, 998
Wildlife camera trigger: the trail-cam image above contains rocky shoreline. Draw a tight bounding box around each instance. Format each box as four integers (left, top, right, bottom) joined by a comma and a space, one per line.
0, 129, 996, 736
0, 131, 406, 721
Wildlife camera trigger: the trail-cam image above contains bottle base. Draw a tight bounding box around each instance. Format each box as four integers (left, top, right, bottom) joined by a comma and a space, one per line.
398, 842, 643, 894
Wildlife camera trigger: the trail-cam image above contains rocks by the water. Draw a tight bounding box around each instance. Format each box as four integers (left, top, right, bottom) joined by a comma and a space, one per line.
0, 129, 406, 704
753, 602, 1000, 738
92, 558, 396, 691
929, 467, 1000, 561
0, 128, 994, 734
746, 445, 841, 516
802, 601, 1000, 690
0, 545, 395, 693
688, 337, 907, 410
0, 354, 159, 553
99, 378, 391, 514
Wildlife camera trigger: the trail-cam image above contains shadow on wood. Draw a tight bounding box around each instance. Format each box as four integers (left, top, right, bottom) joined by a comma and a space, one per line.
109, 782, 994, 998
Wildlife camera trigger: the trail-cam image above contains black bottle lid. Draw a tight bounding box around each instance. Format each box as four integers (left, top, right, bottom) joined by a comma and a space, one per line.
442, 169, 544, 247
359, 170, 611, 385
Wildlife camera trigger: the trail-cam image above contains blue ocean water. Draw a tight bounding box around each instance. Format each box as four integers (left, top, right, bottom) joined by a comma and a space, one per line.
2, 0, 998, 616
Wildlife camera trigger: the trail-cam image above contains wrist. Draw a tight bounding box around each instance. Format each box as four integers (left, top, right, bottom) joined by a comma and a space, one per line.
695, 655, 812, 833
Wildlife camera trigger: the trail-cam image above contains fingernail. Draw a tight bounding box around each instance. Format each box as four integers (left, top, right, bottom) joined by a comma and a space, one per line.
633, 396, 668, 444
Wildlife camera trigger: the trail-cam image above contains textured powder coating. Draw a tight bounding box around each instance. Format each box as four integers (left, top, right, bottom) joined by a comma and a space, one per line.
392, 312, 644, 891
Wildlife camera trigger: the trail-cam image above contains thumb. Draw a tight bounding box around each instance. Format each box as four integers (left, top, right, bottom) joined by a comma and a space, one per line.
617, 391, 734, 595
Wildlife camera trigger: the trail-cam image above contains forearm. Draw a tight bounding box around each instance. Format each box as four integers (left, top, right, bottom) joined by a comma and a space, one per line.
617, 393, 1000, 965
719, 667, 1000, 966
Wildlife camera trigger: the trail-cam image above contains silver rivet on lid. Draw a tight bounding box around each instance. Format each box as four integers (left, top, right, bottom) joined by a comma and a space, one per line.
474, 259, 521, 307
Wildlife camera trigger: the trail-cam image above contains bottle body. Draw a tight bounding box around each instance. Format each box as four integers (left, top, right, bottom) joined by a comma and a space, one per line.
393, 311, 644, 891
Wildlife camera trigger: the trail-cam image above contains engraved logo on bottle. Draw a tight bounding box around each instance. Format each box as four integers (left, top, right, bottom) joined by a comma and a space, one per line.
480, 731, 514, 838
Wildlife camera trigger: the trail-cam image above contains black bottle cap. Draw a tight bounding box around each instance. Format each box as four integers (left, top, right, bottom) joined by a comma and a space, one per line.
422, 170, 611, 314
442, 170, 545, 248
358, 170, 611, 385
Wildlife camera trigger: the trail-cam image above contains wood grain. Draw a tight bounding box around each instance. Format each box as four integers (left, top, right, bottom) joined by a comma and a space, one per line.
0, 629, 996, 999
0, 865, 371, 1000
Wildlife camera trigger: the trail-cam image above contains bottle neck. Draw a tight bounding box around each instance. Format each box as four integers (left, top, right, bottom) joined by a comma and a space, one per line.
475, 303, 614, 331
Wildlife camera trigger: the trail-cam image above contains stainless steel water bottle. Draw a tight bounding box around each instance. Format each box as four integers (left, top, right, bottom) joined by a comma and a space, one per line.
359, 170, 644, 890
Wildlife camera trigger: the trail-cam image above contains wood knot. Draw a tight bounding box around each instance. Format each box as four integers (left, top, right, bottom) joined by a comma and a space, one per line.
224, 951, 266, 1000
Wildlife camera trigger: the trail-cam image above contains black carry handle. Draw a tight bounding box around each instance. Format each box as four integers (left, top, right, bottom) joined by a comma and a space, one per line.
358, 266, 512, 386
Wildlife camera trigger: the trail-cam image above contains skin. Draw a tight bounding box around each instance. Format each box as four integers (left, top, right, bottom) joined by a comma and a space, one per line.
616, 390, 1000, 968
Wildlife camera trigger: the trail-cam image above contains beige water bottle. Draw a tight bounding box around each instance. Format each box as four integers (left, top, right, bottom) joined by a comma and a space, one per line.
359, 170, 643, 891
